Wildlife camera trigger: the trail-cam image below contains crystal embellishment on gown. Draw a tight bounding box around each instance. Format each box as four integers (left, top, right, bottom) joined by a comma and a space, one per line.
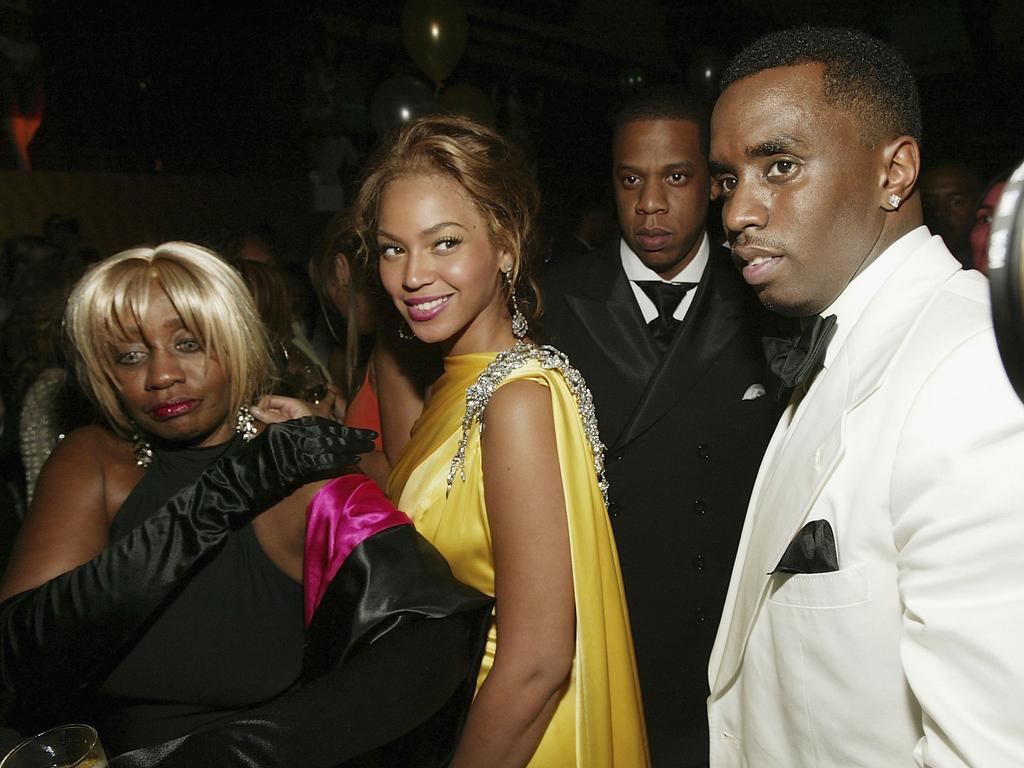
446, 341, 609, 506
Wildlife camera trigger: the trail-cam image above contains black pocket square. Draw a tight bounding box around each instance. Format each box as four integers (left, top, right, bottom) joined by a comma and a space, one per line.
773, 519, 839, 574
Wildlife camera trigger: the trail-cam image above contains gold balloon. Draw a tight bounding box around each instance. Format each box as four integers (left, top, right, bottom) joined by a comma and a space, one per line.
439, 83, 494, 126
401, 0, 469, 88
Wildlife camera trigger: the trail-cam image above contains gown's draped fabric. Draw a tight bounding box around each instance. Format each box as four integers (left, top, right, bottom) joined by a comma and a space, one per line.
303, 473, 410, 625
387, 347, 650, 767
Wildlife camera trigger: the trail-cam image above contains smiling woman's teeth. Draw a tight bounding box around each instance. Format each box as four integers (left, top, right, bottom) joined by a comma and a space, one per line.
414, 296, 449, 310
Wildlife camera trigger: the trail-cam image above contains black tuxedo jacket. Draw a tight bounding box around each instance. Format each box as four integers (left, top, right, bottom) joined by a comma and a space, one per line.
540, 240, 783, 767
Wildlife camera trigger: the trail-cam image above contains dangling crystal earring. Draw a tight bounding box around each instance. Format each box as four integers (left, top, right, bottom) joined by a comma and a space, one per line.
503, 265, 528, 339
133, 432, 153, 468
235, 405, 258, 442
888, 193, 902, 209
398, 319, 416, 340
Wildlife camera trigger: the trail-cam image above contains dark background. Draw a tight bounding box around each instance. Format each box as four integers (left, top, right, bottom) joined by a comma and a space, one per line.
5, 0, 1024, 250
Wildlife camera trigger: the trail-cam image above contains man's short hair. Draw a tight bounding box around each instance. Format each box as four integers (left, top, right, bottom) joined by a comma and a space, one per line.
720, 26, 921, 144
612, 85, 710, 152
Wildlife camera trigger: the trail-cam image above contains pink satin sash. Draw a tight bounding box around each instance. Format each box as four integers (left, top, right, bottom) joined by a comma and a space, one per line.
303, 474, 411, 626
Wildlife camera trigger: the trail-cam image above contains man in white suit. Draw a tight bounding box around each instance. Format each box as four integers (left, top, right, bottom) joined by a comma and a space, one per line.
706, 27, 1024, 767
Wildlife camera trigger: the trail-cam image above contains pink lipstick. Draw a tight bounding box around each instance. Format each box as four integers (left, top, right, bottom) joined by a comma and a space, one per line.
405, 294, 452, 322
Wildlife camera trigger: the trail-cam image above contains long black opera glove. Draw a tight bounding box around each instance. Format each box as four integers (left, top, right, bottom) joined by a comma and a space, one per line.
0, 417, 375, 713
110, 526, 494, 768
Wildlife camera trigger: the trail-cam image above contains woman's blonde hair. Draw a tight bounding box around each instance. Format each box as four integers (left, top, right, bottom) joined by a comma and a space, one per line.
64, 241, 275, 437
353, 114, 542, 328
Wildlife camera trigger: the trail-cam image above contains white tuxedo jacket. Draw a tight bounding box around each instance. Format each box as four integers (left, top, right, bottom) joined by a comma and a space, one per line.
707, 232, 1024, 767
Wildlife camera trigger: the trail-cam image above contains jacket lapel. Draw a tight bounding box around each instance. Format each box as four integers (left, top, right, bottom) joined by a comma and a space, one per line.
613, 250, 747, 451
709, 235, 964, 693
710, 352, 849, 692
563, 243, 661, 395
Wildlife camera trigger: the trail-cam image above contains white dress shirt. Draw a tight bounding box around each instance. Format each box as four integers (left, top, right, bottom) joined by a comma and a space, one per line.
619, 234, 710, 324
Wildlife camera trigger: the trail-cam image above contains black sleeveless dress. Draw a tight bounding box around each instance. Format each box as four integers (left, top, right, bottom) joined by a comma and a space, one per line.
98, 437, 304, 754
3, 427, 495, 767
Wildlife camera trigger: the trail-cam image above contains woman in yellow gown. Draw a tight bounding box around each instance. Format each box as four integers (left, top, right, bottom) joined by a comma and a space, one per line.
352, 115, 649, 767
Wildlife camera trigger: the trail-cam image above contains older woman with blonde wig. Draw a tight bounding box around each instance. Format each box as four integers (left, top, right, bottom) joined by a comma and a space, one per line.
0, 242, 491, 766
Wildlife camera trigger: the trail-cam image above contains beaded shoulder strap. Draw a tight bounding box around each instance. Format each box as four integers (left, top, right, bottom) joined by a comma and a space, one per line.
446, 341, 609, 506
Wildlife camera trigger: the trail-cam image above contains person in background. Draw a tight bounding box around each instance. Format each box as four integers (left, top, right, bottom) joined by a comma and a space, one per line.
544, 196, 618, 264
0, 240, 83, 520
540, 86, 781, 766
222, 223, 284, 267
920, 159, 983, 269
236, 258, 337, 417
43, 213, 101, 268
307, 211, 439, 485
0, 241, 491, 766
707, 27, 1024, 766
16, 251, 93, 506
356, 115, 649, 766
223, 224, 321, 354
970, 169, 1011, 274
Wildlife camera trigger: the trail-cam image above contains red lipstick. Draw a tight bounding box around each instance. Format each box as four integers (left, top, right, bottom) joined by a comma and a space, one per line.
150, 399, 199, 421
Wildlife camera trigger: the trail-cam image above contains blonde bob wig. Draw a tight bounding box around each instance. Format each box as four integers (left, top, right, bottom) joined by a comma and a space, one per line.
64, 241, 275, 437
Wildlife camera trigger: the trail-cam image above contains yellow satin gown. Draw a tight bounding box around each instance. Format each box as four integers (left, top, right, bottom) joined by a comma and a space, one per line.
387, 343, 649, 767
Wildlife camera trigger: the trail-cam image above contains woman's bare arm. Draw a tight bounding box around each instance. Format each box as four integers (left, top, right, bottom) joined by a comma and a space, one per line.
0, 426, 134, 600
450, 380, 575, 768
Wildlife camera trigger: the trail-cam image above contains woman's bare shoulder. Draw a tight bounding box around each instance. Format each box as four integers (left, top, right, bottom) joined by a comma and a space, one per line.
42, 424, 124, 472
37, 424, 141, 518
1, 425, 138, 598
486, 378, 552, 421
58, 421, 126, 450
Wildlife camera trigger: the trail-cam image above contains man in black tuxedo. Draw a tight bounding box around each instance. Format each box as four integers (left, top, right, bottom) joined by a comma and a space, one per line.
540, 88, 782, 766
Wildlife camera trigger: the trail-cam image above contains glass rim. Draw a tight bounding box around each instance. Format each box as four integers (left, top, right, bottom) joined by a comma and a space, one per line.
0, 724, 100, 768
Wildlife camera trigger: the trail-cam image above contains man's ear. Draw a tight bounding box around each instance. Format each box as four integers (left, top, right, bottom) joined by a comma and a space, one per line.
880, 135, 920, 210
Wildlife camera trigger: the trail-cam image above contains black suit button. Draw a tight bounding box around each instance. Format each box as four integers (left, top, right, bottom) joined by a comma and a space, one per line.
695, 607, 707, 623
693, 499, 706, 515
608, 501, 621, 517
696, 443, 711, 461
694, 553, 705, 571
614, 452, 623, 461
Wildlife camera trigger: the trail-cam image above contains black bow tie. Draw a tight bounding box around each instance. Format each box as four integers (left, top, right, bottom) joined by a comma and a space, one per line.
763, 314, 838, 401
636, 280, 698, 348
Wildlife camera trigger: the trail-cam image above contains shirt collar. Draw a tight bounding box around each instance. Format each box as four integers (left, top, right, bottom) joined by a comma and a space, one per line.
819, 225, 932, 368
619, 233, 710, 283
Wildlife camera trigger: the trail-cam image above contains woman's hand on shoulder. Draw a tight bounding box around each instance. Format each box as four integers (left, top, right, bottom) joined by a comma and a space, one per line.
251, 388, 342, 426
0, 425, 136, 600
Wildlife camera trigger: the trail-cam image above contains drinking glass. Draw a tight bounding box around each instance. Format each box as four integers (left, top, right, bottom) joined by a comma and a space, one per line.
283, 359, 328, 404
0, 724, 107, 768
